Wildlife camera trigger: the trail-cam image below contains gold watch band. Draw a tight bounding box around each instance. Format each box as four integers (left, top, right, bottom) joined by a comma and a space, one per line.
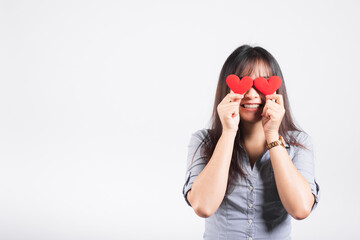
266, 135, 285, 150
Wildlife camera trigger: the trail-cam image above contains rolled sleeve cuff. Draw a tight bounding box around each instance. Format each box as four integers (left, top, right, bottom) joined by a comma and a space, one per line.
182, 171, 195, 207
310, 179, 320, 212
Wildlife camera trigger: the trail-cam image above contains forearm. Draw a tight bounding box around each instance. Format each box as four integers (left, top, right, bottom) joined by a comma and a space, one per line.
267, 134, 315, 220
188, 131, 236, 217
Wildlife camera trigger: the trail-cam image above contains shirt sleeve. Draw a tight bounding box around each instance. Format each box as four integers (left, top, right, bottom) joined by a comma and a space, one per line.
291, 132, 320, 212
182, 129, 207, 207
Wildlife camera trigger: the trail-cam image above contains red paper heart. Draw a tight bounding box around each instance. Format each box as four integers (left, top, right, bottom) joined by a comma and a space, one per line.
226, 75, 253, 94
253, 76, 282, 95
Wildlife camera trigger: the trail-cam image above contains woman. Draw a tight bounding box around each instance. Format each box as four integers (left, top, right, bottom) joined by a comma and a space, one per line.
182, 45, 320, 239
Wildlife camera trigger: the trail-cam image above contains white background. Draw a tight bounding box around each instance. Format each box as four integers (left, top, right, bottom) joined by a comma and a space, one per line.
1, 1, 359, 239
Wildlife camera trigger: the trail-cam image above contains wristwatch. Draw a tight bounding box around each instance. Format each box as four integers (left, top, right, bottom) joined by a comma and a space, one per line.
266, 135, 285, 150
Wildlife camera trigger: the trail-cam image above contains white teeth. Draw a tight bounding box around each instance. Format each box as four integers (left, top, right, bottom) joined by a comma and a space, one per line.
244, 104, 260, 109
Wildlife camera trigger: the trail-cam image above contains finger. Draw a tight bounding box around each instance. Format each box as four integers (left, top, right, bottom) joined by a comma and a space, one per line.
266, 94, 281, 104
229, 93, 244, 102
265, 99, 279, 110
226, 102, 241, 107
227, 91, 243, 97
263, 108, 277, 119
228, 106, 239, 117
266, 102, 284, 117
277, 94, 284, 106
266, 94, 283, 106
233, 94, 244, 102
229, 89, 243, 97
223, 93, 238, 103
264, 101, 285, 119
262, 101, 277, 115
271, 91, 277, 102
265, 94, 275, 101
262, 108, 270, 118
221, 103, 241, 111
266, 109, 275, 119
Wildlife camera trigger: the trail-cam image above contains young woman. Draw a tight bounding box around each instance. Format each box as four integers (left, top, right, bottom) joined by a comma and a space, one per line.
182, 45, 320, 239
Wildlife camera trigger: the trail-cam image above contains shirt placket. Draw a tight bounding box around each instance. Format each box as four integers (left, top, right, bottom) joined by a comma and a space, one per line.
241, 147, 257, 240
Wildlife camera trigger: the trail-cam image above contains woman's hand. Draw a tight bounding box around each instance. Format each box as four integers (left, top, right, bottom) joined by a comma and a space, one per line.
217, 90, 244, 133
261, 93, 285, 141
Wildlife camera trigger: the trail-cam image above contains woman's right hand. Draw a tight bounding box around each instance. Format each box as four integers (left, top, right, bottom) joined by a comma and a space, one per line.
217, 90, 244, 133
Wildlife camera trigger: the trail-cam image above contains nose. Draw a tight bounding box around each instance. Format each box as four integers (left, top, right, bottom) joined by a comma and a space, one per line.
244, 87, 260, 99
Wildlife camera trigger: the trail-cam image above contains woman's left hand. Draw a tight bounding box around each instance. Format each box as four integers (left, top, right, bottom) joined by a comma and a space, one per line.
261, 94, 285, 139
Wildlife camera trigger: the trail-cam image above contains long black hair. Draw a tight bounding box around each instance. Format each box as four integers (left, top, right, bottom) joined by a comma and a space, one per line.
191, 44, 306, 195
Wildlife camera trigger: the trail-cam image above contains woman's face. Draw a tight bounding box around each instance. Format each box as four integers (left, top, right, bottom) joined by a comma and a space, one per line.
238, 63, 273, 123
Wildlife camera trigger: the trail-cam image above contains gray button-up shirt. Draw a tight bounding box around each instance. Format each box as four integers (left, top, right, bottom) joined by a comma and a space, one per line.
182, 128, 320, 240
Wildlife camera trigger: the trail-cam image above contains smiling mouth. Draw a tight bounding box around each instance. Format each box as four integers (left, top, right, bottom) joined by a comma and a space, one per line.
241, 104, 264, 109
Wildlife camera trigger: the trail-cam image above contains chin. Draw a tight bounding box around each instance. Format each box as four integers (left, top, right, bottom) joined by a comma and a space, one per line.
239, 113, 262, 123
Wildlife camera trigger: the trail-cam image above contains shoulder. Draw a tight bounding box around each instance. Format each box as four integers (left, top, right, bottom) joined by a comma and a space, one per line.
191, 128, 208, 139
287, 130, 313, 150
288, 130, 312, 143
188, 128, 210, 147
191, 128, 209, 139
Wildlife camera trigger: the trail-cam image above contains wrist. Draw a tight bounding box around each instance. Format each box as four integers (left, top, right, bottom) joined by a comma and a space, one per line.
222, 130, 238, 137
265, 132, 280, 143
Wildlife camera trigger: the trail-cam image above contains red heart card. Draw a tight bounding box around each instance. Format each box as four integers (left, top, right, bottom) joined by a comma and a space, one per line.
226, 74, 253, 94
253, 76, 282, 95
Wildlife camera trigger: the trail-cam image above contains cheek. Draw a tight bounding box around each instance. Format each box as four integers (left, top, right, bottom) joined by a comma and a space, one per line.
257, 90, 266, 100
253, 88, 266, 100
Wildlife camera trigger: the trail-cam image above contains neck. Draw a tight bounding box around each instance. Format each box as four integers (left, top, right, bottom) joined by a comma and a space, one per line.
239, 120, 266, 144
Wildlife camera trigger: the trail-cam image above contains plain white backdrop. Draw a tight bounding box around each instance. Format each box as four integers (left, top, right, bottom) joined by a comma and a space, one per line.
1, 0, 359, 239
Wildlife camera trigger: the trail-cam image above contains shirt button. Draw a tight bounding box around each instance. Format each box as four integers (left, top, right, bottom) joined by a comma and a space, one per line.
249, 186, 253, 191
248, 237, 253, 240
248, 219, 253, 224
248, 203, 253, 208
